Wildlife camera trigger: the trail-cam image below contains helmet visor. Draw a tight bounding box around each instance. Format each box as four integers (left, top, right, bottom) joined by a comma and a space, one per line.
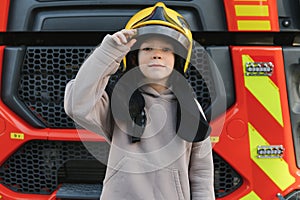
132, 25, 189, 58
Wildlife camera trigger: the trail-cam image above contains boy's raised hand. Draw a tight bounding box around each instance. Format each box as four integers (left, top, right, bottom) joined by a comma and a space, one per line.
111, 29, 137, 48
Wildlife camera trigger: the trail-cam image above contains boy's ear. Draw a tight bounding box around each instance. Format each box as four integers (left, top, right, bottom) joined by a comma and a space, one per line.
174, 55, 186, 75
127, 51, 138, 68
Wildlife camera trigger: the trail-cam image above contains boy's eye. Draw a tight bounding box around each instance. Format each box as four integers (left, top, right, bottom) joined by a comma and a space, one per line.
141, 47, 173, 52
162, 48, 173, 52
142, 47, 153, 51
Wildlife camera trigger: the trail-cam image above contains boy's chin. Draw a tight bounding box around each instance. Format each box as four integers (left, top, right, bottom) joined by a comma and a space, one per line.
142, 73, 169, 82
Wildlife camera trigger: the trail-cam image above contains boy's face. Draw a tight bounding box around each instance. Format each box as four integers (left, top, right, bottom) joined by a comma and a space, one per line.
138, 37, 175, 82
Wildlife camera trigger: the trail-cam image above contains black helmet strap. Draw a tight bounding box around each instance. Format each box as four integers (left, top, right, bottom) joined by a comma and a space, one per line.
127, 89, 211, 143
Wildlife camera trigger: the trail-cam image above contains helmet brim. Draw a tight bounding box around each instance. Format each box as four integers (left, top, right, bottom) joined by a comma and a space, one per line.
132, 25, 189, 58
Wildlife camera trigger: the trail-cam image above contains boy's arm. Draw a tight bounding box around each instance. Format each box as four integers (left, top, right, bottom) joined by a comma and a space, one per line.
64, 33, 133, 141
189, 137, 215, 199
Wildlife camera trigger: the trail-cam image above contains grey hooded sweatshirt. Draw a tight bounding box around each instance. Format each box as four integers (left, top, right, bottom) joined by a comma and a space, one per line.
64, 34, 215, 200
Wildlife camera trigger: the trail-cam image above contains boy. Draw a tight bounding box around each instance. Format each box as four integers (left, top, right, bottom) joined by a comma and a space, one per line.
64, 2, 215, 199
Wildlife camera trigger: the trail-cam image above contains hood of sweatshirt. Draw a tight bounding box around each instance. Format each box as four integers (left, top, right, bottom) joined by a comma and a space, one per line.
139, 85, 177, 102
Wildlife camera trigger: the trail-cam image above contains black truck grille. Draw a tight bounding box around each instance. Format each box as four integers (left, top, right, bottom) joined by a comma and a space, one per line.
17, 46, 214, 128
0, 140, 242, 196
214, 153, 243, 198
0, 140, 109, 194
19, 47, 93, 128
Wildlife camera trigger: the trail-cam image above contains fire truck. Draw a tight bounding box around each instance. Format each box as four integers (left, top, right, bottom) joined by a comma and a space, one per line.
0, 0, 299, 199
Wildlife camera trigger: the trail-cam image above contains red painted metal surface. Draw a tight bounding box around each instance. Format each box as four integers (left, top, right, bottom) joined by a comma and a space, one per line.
223, 0, 279, 31
213, 46, 298, 199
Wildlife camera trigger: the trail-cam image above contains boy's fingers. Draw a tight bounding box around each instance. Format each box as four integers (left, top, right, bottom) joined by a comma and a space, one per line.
112, 29, 137, 45
117, 32, 128, 43
111, 34, 122, 45
122, 29, 136, 36
121, 29, 137, 40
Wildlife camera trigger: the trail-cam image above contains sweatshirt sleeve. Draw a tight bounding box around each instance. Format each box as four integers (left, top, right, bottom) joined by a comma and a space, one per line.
64, 34, 131, 141
189, 137, 215, 200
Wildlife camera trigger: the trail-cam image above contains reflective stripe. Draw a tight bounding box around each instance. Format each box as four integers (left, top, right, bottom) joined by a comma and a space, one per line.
242, 55, 283, 126
238, 20, 271, 30
239, 191, 261, 200
248, 123, 295, 190
235, 5, 269, 16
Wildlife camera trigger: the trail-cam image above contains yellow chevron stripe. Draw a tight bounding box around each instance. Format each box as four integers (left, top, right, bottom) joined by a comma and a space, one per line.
239, 191, 261, 200
242, 55, 283, 126
235, 5, 269, 16
238, 20, 271, 30
248, 123, 295, 190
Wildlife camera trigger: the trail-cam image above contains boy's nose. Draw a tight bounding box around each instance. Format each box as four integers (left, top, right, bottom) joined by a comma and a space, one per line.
152, 49, 162, 59
152, 55, 162, 59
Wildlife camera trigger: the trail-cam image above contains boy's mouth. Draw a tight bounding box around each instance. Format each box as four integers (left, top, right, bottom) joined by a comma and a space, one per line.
148, 64, 165, 68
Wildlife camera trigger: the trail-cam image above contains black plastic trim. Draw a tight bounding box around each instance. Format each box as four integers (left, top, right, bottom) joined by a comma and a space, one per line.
7, 0, 226, 31
1, 32, 300, 46
282, 47, 300, 168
